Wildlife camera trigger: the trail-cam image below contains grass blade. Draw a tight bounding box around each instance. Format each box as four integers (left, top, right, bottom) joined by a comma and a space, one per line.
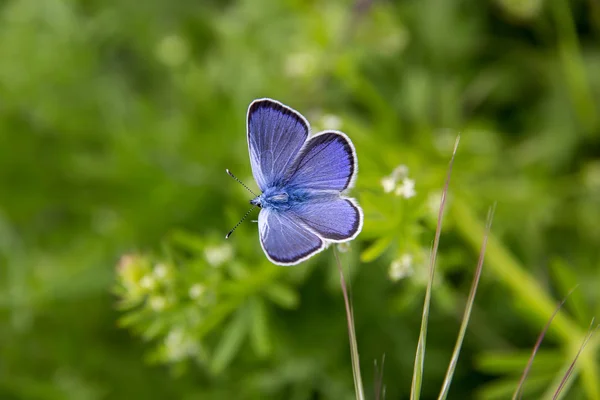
334, 247, 365, 400
513, 288, 577, 400
375, 354, 386, 400
437, 204, 495, 400
552, 320, 598, 400
410, 135, 460, 400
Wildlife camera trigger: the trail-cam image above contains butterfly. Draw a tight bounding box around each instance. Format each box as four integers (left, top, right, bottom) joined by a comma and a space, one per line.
229, 98, 363, 266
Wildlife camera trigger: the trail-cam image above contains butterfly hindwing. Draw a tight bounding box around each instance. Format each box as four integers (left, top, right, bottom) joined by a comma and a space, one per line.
258, 208, 325, 266
290, 196, 363, 242
247, 99, 309, 191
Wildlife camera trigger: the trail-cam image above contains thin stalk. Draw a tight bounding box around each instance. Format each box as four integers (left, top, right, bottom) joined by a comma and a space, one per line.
540, 334, 600, 400
334, 246, 365, 400
553, 321, 598, 400
437, 204, 495, 400
513, 288, 577, 400
410, 136, 460, 400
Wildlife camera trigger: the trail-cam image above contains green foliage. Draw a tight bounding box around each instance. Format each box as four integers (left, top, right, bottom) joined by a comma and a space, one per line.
1, 0, 600, 399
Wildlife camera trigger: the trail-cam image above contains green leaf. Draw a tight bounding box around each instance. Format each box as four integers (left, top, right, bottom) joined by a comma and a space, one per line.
210, 305, 249, 374
549, 258, 589, 325
360, 236, 393, 263
168, 230, 205, 254
264, 283, 299, 309
476, 350, 562, 374
478, 373, 552, 400
249, 297, 271, 358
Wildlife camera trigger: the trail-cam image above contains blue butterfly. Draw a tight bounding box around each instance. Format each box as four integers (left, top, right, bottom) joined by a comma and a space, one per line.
230, 98, 363, 266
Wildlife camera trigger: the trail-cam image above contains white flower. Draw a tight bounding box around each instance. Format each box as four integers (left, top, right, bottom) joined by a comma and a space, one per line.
381, 176, 396, 193
165, 328, 198, 361
381, 165, 412, 194
395, 178, 416, 199
139, 275, 156, 291
149, 296, 167, 311
204, 244, 233, 267
165, 329, 183, 346
391, 165, 409, 181
320, 114, 343, 131
153, 263, 168, 279
389, 254, 414, 281
189, 284, 205, 300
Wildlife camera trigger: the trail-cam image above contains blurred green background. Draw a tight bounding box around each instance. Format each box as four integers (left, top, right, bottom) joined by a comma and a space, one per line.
1, 0, 599, 399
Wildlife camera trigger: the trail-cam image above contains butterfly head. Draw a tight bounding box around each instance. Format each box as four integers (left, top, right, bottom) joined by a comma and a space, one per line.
250, 196, 262, 208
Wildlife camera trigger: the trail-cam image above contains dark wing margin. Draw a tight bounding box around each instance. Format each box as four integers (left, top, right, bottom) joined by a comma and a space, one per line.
247, 99, 310, 191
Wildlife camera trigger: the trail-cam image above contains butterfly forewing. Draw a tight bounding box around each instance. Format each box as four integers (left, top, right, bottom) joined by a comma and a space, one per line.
247, 99, 309, 191
283, 131, 357, 192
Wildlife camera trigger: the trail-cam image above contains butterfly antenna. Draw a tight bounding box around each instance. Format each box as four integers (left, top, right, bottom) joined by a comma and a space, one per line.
226, 169, 258, 197
226, 206, 257, 239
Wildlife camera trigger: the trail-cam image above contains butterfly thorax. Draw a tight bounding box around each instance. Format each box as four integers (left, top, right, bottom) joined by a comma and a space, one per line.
250, 186, 318, 211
